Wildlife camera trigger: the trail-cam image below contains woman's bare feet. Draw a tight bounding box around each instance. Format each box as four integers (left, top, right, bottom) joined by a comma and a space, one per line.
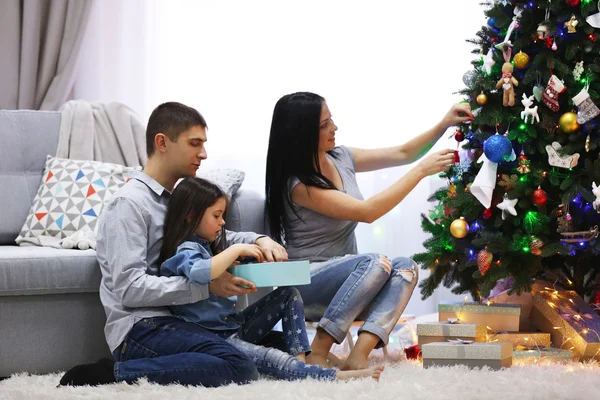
305, 353, 329, 368
339, 354, 369, 371
335, 365, 384, 381
327, 352, 343, 368
295, 353, 306, 363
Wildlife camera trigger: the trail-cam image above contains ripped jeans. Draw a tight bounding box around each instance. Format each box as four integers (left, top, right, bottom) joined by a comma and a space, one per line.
296, 254, 418, 348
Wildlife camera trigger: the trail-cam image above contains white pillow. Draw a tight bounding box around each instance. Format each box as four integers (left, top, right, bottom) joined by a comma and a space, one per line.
196, 168, 245, 199
16, 155, 139, 247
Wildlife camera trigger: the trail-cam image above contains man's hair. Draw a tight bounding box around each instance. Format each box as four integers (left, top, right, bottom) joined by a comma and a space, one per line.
146, 102, 207, 157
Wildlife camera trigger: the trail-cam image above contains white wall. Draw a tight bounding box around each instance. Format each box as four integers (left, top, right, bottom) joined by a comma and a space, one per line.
74, 0, 486, 314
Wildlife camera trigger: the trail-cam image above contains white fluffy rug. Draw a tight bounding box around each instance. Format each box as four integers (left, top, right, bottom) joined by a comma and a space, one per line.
2, 355, 600, 400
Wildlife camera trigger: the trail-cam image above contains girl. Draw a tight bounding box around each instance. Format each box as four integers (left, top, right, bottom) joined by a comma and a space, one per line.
265, 92, 474, 369
159, 176, 383, 381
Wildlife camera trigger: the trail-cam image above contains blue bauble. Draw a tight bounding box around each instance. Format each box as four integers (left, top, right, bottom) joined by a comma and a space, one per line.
487, 18, 499, 33
483, 135, 512, 163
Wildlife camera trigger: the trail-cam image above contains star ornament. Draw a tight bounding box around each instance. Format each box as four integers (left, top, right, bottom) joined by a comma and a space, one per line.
497, 194, 518, 220
482, 49, 496, 75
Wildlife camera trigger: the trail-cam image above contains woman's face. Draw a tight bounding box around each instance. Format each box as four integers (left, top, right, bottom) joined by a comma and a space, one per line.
318, 102, 338, 152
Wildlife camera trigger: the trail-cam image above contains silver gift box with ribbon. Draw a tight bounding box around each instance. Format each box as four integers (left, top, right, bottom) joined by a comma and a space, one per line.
422, 341, 513, 370
417, 322, 488, 345
438, 303, 521, 332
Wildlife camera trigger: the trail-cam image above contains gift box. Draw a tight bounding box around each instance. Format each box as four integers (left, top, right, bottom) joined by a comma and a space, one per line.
417, 322, 487, 345
513, 348, 573, 363
231, 261, 310, 287
422, 341, 513, 370
484, 278, 535, 331
488, 332, 551, 348
438, 303, 521, 332
530, 288, 600, 360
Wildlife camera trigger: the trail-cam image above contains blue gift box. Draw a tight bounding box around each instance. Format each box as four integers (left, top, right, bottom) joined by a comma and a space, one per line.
231, 261, 311, 287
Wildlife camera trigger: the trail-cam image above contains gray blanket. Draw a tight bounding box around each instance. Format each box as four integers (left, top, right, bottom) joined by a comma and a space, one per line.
57, 100, 147, 167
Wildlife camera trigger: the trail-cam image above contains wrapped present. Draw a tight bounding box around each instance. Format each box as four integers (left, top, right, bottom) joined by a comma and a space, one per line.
484, 277, 535, 331
422, 341, 513, 370
488, 332, 551, 348
417, 322, 487, 345
231, 261, 310, 287
513, 347, 573, 363
438, 303, 521, 332
530, 288, 600, 360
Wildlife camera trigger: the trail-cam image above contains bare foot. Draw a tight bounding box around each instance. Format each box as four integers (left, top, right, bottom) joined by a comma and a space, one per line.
295, 353, 306, 363
339, 355, 369, 371
327, 352, 343, 368
305, 353, 329, 368
335, 365, 384, 381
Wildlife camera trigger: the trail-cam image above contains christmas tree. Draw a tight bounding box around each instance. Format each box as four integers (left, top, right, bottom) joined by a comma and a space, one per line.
414, 0, 600, 302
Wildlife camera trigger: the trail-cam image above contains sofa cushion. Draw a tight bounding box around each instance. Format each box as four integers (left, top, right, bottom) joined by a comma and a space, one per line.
0, 110, 61, 245
15, 156, 139, 246
227, 189, 267, 235
0, 246, 100, 296
196, 168, 245, 199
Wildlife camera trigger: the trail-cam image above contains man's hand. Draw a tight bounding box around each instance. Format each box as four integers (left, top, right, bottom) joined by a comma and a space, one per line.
208, 271, 257, 297
255, 236, 288, 262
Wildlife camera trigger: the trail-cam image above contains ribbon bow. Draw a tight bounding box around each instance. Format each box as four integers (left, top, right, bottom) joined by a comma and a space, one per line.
447, 339, 474, 345
502, 72, 512, 78
558, 304, 594, 323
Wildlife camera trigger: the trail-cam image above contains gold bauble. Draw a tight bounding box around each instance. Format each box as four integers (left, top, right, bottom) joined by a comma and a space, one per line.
513, 51, 530, 69
450, 217, 469, 238
559, 112, 579, 134
530, 236, 544, 256
476, 93, 488, 105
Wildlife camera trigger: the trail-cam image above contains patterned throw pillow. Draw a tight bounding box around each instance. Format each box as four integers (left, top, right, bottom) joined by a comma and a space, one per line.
16, 155, 140, 246
196, 168, 245, 199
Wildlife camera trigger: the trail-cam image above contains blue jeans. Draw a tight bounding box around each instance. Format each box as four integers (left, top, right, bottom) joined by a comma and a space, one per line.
217, 287, 336, 381
297, 254, 418, 348
113, 316, 258, 386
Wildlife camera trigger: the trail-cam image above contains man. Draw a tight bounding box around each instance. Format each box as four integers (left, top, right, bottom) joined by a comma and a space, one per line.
60, 102, 287, 387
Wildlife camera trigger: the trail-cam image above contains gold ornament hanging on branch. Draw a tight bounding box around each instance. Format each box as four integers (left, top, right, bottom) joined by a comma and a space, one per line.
559, 111, 579, 134
450, 217, 470, 238
477, 92, 488, 105
513, 51, 530, 69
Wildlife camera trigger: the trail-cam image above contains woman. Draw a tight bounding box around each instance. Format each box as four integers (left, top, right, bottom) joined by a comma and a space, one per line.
265, 92, 473, 369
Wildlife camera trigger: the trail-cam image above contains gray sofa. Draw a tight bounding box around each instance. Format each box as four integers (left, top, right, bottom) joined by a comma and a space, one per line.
0, 109, 268, 377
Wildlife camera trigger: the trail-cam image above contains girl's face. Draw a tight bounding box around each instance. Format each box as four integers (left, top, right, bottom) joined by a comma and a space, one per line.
195, 197, 227, 242
318, 102, 338, 153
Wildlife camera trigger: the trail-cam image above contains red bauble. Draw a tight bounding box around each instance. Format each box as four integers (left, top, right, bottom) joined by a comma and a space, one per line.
455, 131, 465, 142
532, 188, 548, 206
566, 0, 580, 6
483, 208, 493, 219
404, 344, 421, 360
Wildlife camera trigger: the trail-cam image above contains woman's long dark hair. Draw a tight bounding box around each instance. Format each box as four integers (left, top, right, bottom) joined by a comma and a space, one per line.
159, 177, 228, 266
265, 92, 339, 245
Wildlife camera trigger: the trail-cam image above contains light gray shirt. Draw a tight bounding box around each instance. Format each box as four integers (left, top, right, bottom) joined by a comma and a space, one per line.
96, 171, 263, 352
284, 146, 363, 263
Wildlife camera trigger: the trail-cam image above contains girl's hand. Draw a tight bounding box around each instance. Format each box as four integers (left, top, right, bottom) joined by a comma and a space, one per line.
233, 244, 265, 263
440, 103, 474, 128
416, 149, 456, 177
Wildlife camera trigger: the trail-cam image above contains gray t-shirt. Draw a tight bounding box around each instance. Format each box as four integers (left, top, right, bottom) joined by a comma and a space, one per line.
285, 146, 364, 262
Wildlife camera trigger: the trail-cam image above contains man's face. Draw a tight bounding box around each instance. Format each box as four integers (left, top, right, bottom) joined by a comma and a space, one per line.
167, 125, 208, 178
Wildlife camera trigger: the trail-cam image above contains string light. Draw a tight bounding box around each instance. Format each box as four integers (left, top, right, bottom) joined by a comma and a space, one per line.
537, 284, 600, 362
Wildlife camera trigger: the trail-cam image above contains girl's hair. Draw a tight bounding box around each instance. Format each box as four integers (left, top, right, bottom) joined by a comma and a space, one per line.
265, 92, 338, 245
159, 176, 227, 266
